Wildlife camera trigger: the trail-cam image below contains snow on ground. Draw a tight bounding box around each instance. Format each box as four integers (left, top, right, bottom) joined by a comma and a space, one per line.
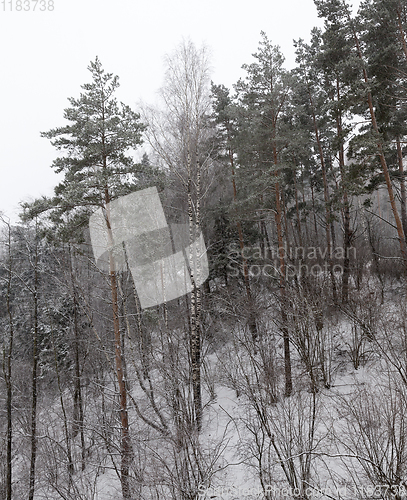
13, 283, 407, 499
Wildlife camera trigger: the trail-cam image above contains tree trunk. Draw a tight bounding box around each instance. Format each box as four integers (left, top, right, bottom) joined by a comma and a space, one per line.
396, 136, 407, 240
51, 318, 74, 490
228, 123, 258, 341
335, 77, 352, 303
308, 86, 337, 302
282, 190, 291, 255
104, 185, 132, 499
28, 225, 39, 500
301, 183, 310, 244
3, 221, 13, 500
68, 245, 86, 471
397, 2, 407, 62
273, 146, 292, 397
187, 154, 202, 431
310, 182, 319, 239
293, 170, 303, 248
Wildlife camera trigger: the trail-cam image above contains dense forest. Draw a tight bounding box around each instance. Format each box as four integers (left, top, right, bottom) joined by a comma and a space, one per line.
2, 0, 407, 499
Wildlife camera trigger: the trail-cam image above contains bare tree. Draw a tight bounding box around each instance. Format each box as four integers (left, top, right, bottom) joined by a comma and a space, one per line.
142, 39, 213, 431
0, 216, 15, 500
335, 376, 407, 500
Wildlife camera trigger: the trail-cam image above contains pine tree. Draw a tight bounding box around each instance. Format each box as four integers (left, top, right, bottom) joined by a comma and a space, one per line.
357, 0, 407, 241
28, 56, 148, 499
312, 1, 363, 301
294, 33, 339, 301
315, 0, 407, 270
234, 32, 293, 396
211, 83, 258, 340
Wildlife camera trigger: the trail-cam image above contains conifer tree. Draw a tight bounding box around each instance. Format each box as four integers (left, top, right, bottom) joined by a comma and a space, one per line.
28, 56, 148, 499
211, 83, 258, 340
357, 0, 407, 240
234, 32, 293, 396
294, 34, 339, 301
315, 0, 407, 270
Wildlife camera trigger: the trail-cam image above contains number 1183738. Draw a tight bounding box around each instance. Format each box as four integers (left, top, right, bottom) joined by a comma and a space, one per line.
2, 0, 54, 11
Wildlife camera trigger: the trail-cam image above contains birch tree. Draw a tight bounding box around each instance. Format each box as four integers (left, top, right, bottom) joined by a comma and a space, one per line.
142, 39, 213, 430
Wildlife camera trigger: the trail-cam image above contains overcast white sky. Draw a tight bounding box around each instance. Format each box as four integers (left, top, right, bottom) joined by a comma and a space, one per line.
0, 0, 361, 222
